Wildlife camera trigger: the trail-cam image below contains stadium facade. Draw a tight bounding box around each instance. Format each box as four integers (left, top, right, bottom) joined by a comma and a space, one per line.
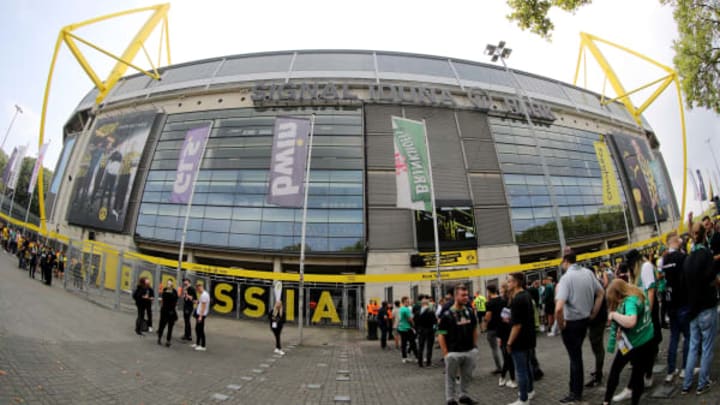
49, 50, 679, 311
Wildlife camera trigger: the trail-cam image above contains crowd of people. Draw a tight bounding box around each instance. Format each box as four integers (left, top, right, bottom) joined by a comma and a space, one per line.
367, 213, 720, 405
1, 224, 68, 286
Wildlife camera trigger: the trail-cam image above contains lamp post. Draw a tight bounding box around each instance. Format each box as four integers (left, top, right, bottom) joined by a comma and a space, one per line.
1, 104, 23, 152
485, 41, 567, 254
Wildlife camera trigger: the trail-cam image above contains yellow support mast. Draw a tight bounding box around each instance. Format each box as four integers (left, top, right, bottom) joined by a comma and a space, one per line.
37, 4, 171, 234
573, 32, 688, 233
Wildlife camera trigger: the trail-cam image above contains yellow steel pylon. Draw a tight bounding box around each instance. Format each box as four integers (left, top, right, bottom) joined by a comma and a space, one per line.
574, 32, 688, 233
37, 4, 171, 234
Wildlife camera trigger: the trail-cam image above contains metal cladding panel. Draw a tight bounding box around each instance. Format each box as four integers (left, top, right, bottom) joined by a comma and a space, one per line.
464, 139, 501, 172
403, 107, 470, 201
366, 133, 394, 169
367, 171, 396, 206
456, 110, 493, 140
365, 105, 403, 133
368, 208, 414, 250
470, 174, 507, 206
474, 207, 513, 245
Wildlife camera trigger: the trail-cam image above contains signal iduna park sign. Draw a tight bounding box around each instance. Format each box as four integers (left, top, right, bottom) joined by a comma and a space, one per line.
251, 81, 557, 123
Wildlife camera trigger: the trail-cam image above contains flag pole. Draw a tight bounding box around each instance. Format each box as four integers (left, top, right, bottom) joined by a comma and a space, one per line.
621, 203, 631, 244
420, 120, 442, 300
298, 113, 316, 346
23, 188, 34, 225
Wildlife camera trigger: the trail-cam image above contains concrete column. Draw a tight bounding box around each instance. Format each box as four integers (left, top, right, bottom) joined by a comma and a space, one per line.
273, 257, 282, 273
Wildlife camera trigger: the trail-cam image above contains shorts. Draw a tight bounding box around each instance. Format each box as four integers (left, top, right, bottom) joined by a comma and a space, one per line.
544, 303, 555, 315
478, 311, 486, 320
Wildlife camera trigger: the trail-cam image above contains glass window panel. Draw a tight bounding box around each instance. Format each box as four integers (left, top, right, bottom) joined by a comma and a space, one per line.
531, 196, 551, 206
261, 221, 294, 235
140, 203, 159, 215
234, 194, 266, 207
154, 228, 178, 241
306, 209, 329, 223
506, 185, 528, 195
511, 208, 534, 220
532, 207, 553, 218
204, 206, 232, 219
570, 206, 585, 216
328, 238, 363, 252
137, 214, 156, 227
262, 208, 296, 222
230, 220, 261, 234
568, 196, 584, 205
328, 223, 363, 237
528, 185, 549, 195
306, 237, 329, 251
186, 231, 201, 244
192, 193, 208, 205
330, 170, 363, 182
377, 54, 453, 76
328, 210, 363, 223
260, 236, 296, 251
200, 232, 229, 247
216, 54, 293, 76
136, 225, 154, 238
503, 174, 526, 185
302, 223, 329, 237
155, 215, 179, 228
309, 195, 363, 209
559, 207, 571, 217
229, 234, 260, 249
512, 219, 535, 232
188, 218, 203, 231
525, 175, 545, 185
509, 195, 532, 207
203, 219, 231, 233
232, 207, 262, 220
293, 52, 375, 71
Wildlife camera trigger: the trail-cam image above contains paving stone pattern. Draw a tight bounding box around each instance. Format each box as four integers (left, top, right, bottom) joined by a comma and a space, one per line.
0, 250, 719, 404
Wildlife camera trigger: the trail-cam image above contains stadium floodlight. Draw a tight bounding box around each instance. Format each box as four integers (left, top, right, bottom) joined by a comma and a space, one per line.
1, 104, 23, 152
485, 41, 568, 255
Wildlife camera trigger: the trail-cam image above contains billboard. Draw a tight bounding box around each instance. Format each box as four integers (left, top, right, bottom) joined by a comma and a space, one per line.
608, 133, 669, 225
67, 111, 158, 232
415, 205, 476, 250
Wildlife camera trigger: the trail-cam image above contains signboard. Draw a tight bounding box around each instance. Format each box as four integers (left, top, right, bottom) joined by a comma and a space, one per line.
266, 116, 311, 207
418, 250, 478, 267
67, 111, 157, 232
594, 140, 621, 206
392, 116, 433, 212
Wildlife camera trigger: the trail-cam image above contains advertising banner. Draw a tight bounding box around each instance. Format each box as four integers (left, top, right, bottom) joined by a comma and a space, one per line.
2, 147, 18, 186
7, 145, 27, 191
608, 133, 668, 225
696, 169, 707, 201
28, 143, 49, 193
415, 206, 476, 250
419, 250, 478, 267
266, 116, 311, 208
392, 116, 433, 212
169, 124, 212, 204
67, 111, 157, 232
594, 140, 621, 206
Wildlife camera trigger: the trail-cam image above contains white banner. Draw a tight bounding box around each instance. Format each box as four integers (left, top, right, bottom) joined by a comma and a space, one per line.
7, 145, 27, 191
28, 143, 49, 193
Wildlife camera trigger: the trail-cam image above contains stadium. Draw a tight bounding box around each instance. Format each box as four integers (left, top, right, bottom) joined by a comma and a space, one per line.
46, 50, 679, 322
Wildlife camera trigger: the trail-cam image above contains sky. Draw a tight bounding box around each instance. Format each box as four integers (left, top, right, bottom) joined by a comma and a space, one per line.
0, 0, 718, 218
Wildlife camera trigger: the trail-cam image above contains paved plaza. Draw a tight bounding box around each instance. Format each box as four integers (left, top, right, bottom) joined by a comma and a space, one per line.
0, 251, 719, 405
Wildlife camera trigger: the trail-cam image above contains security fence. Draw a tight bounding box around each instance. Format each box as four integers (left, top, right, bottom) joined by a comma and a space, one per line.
1, 210, 676, 330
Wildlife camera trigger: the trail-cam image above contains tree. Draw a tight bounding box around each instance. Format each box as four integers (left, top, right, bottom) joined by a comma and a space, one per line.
506, 0, 720, 112
0, 154, 53, 223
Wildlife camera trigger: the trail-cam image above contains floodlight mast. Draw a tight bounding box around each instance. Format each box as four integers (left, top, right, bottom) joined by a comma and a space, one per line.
485, 41, 568, 255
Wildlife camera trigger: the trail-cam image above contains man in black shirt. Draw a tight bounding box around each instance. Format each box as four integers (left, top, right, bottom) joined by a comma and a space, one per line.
484, 285, 504, 374
660, 232, 689, 383
701, 215, 720, 273
507, 272, 536, 405
181, 278, 197, 341
438, 284, 478, 405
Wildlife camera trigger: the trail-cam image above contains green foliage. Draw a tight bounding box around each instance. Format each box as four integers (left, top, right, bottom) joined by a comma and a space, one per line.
506, 0, 720, 112
0, 155, 53, 223
505, 0, 592, 39
516, 210, 626, 244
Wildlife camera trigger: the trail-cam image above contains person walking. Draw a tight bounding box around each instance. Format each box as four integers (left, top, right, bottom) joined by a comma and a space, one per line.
484, 284, 504, 374
555, 247, 605, 403
141, 278, 155, 333
415, 296, 436, 367
474, 292, 487, 333
133, 277, 147, 336
157, 280, 179, 347
392, 300, 401, 349
681, 222, 718, 395
377, 301, 390, 349
269, 300, 286, 355
506, 272, 537, 405
397, 296, 415, 363
180, 278, 197, 341
498, 283, 517, 389
660, 233, 690, 383
602, 279, 656, 405
437, 284, 479, 405
192, 281, 210, 352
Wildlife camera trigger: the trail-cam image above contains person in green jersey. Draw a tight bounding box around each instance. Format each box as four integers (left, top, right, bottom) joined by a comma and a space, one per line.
474, 292, 487, 332
603, 279, 655, 405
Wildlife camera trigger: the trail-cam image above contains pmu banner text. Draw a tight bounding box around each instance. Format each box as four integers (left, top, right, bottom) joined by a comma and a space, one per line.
392, 116, 433, 212
267, 116, 311, 207
169, 124, 212, 204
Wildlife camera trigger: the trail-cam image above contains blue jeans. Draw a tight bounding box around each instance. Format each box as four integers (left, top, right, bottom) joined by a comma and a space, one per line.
511, 349, 534, 401
667, 306, 690, 374
683, 307, 718, 390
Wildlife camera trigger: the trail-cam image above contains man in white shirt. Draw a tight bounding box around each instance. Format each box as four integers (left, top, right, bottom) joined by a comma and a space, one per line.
192, 281, 210, 352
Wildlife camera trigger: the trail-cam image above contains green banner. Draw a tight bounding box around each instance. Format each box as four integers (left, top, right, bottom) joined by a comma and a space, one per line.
392, 116, 433, 212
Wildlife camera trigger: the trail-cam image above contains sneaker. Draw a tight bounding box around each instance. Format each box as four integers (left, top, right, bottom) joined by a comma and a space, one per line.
558, 395, 579, 403
696, 380, 714, 395
195, 346, 206, 352
679, 369, 685, 378
148, 327, 153, 333
191, 344, 198, 349
402, 358, 409, 364
447, 401, 459, 405
458, 396, 478, 405
665, 370, 678, 384
507, 400, 528, 405
505, 379, 518, 388
277, 350, 285, 356
644, 376, 653, 388
547, 332, 556, 337
498, 377, 507, 387
585, 376, 602, 387
527, 390, 536, 400
274, 348, 282, 354
694, 367, 700, 376
612, 387, 632, 402
680, 388, 689, 395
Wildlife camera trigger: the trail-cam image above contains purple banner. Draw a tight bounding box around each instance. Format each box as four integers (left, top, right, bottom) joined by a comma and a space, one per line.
2, 147, 18, 185
267, 116, 311, 207
169, 124, 212, 204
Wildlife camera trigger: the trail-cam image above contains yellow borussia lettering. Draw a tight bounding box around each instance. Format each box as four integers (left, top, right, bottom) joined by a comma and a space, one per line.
213, 283, 233, 314
311, 291, 340, 324
285, 289, 295, 321
243, 286, 266, 318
